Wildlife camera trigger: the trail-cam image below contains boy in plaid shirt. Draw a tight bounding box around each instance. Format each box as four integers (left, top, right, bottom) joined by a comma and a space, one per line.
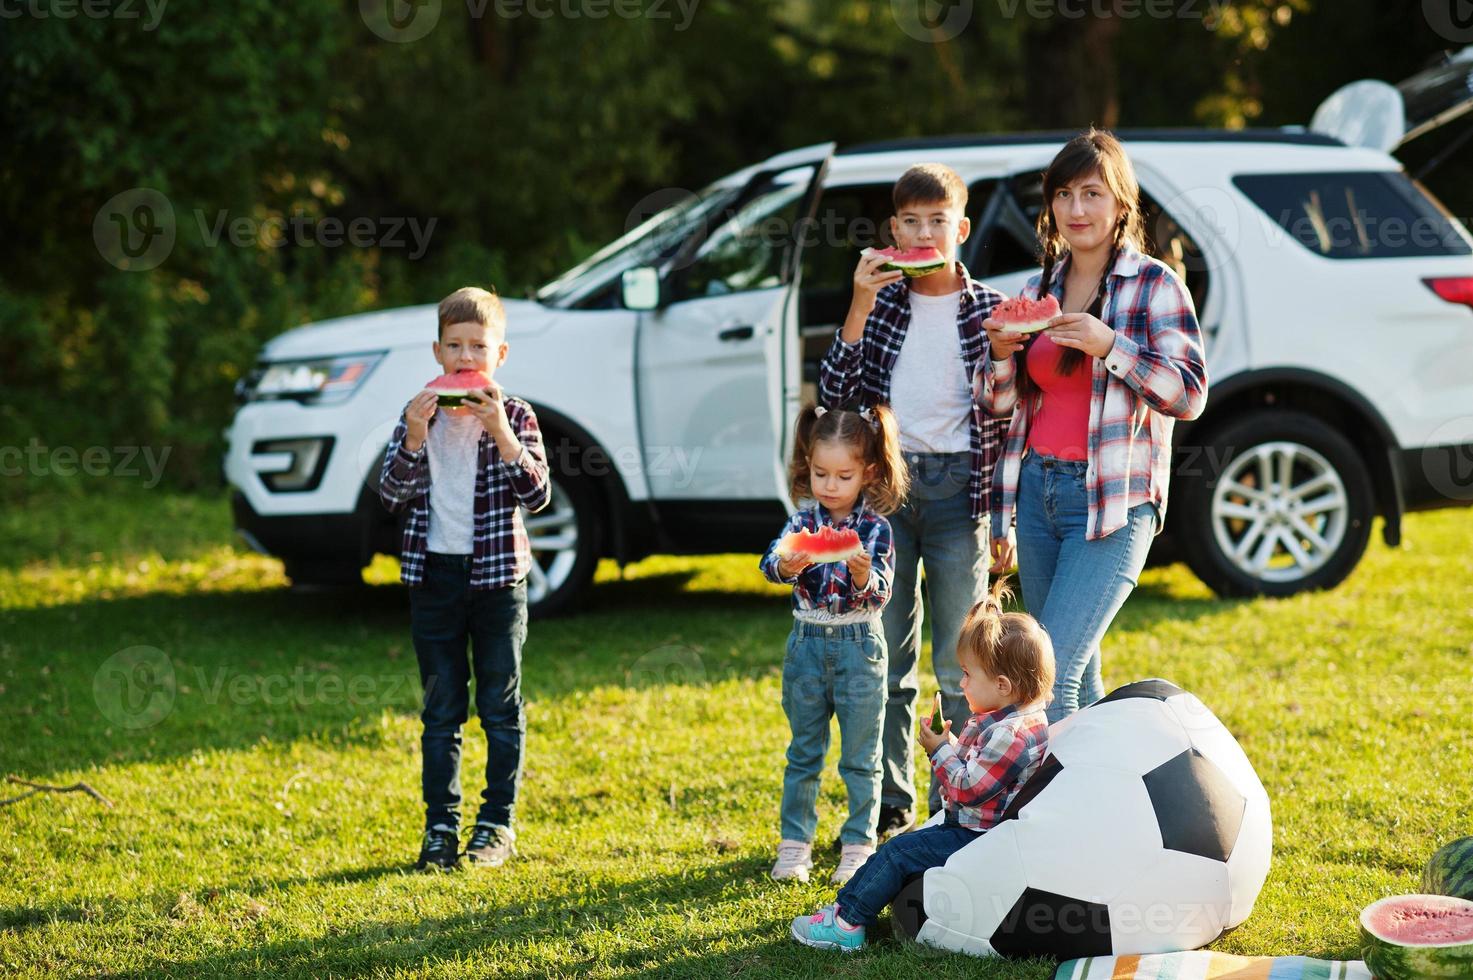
379, 286, 550, 871
790, 578, 1055, 952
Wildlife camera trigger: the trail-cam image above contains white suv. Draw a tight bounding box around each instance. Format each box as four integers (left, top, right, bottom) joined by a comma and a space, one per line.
225, 54, 1473, 616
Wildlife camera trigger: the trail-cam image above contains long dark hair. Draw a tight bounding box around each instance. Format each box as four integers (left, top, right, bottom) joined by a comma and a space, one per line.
1020, 129, 1145, 385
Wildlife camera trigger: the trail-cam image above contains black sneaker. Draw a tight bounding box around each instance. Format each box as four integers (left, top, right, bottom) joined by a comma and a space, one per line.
829, 804, 916, 852
464, 824, 515, 868
415, 828, 460, 871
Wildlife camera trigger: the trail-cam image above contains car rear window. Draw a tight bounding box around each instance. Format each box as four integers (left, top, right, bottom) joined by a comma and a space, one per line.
1232, 171, 1471, 258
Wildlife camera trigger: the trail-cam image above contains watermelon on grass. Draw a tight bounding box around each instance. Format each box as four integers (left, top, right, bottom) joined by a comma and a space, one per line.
1424, 838, 1473, 901
1359, 894, 1473, 980
776, 525, 864, 563
426, 370, 493, 407
862, 246, 947, 278
991, 294, 1062, 334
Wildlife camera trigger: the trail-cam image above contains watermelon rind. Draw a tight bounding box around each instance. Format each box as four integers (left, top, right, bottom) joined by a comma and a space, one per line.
862, 246, 946, 278
1424, 837, 1473, 901
1359, 894, 1473, 980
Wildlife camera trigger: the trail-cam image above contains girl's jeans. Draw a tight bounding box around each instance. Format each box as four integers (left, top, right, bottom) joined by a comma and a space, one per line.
1013, 452, 1158, 724
780, 620, 887, 846
835, 820, 981, 927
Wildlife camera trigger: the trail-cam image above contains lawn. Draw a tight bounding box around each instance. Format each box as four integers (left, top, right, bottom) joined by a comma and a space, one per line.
1, 487, 1470, 978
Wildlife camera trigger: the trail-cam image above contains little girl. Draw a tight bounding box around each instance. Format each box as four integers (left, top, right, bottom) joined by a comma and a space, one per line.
760, 404, 909, 886
789, 577, 1056, 952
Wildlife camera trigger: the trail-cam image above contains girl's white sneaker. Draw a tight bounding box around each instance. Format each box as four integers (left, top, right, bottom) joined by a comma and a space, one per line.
830, 843, 875, 885
770, 839, 814, 882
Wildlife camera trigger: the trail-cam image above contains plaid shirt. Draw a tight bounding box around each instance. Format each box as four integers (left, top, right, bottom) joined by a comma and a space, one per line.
978, 245, 1208, 541
758, 496, 894, 621
929, 703, 1050, 831
378, 396, 551, 589
818, 261, 1009, 522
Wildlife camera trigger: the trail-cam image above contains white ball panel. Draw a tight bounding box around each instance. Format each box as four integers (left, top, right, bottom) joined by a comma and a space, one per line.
1013, 766, 1164, 904
1049, 698, 1192, 775
931, 822, 1029, 939
1107, 851, 1233, 954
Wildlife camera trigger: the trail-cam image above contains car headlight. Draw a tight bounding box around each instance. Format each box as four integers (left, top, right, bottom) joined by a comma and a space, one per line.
237, 352, 385, 405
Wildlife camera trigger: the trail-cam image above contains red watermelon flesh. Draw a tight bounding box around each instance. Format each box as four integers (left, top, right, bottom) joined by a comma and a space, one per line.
777, 525, 864, 563
863, 246, 947, 278
426, 370, 492, 407
992, 295, 1062, 334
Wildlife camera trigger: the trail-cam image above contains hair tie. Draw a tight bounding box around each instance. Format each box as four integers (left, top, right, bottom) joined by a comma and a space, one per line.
815, 406, 828, 417
858, 407, 879, 430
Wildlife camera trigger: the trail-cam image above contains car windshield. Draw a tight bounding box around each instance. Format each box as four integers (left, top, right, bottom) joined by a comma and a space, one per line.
537, 180, 741, 306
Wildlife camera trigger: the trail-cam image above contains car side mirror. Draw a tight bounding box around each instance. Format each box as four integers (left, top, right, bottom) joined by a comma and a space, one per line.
622, 267, 661, 311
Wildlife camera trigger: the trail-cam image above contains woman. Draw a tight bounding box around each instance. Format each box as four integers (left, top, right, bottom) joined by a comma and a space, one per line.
978, 129, 1208, 722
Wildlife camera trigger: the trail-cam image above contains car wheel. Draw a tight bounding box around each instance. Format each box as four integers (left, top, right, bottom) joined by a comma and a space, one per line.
1175, 410, 1374, 598
525, 471, 599, 618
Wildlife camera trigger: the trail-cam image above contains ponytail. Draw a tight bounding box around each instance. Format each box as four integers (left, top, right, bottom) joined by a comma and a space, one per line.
957, 575, 1058, 707
786, 403, 911, 516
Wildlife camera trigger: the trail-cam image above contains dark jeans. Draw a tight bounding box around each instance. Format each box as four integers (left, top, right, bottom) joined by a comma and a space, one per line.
409, 553, 527, 832
834, 821, 981, 928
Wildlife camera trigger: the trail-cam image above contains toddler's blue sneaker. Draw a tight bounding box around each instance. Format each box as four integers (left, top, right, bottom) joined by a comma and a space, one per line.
790, 904, 865, 952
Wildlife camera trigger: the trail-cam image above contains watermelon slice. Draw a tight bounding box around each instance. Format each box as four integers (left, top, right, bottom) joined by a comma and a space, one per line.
991, 294, 1062, 334
777, 525, 864, 564
1359, 894, 1473, 980
928, 691, 946, 734
862, 246, 947, 278
1424, 837, 1473, 901
425, 370, 492, 407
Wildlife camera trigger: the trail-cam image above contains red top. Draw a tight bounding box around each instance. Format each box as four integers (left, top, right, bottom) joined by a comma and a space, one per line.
1024, 332, 1091, 461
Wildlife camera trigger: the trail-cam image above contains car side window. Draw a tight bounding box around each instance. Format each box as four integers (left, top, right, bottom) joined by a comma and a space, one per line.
995, 174, 1211, 312
666, 180, 809, 303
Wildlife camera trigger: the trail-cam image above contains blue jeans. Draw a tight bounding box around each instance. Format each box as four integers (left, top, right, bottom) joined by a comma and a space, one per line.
881, 452, 990, 816
780, 620, 887, 846
835, 821, 981, 927
1013, 453, 1158, 724
409, 554, 528, 832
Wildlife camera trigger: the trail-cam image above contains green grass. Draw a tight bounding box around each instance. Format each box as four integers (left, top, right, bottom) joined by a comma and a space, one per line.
1, 487, 1471, 978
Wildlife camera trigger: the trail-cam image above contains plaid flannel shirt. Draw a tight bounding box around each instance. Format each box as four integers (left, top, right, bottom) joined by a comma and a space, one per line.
378, 396, 551, 589
978, 245, 1208, 541
929, 703, 1050, 831
817, 261, 1009, 522
758, 496, 894, 621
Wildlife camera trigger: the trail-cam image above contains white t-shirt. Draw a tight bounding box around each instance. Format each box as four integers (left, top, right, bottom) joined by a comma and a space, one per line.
889, 289, 971, 454
425, 412, 484, 555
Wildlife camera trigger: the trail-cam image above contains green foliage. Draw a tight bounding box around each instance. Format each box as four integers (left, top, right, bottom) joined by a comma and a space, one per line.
5, 0, 1467, 491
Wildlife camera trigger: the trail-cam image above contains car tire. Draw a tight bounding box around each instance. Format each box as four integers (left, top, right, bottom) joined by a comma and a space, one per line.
283, 558, 366, 591
525, 470, 599, 619
1174, 410, 1374, 598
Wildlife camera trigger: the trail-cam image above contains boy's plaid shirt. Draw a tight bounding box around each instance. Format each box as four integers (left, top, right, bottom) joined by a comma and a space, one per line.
928, 703, 1050, 831
758, 497, 894, 619
817, 261, 1009, 522
978, 245, 1208, 541
378, 396, 551, 589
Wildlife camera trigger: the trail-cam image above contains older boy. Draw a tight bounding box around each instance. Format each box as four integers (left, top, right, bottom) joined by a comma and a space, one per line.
379, 286, 550, 871
818, 164, 1010, 835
